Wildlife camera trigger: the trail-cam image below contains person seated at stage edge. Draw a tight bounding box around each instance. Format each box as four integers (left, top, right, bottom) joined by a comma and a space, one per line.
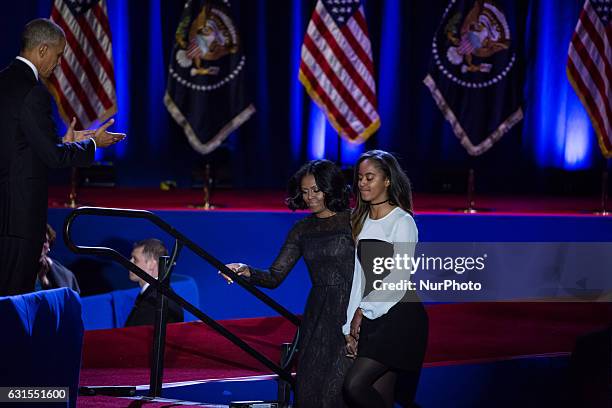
125, 238, 184, 327
36, 223, 80, 293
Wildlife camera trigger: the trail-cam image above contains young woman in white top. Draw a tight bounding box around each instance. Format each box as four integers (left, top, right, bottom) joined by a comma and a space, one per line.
343, 150, 428, 408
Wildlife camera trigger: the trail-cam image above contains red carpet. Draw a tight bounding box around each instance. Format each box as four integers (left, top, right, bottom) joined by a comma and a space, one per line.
80, 302, 611, 387
49, 186, 608, 216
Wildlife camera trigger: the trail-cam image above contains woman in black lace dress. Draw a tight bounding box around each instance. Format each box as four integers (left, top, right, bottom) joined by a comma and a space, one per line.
224, 160, 354, 407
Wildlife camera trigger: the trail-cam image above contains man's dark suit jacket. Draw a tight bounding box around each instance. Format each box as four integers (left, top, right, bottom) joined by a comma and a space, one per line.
124, 285, 185, 327
0, 59, 95, 294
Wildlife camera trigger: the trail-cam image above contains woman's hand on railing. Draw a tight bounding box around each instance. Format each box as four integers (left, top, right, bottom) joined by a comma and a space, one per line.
219, 263, 251, 284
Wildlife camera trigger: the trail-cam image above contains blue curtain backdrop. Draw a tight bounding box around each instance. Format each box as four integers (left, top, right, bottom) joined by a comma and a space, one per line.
0, 0, 604, 192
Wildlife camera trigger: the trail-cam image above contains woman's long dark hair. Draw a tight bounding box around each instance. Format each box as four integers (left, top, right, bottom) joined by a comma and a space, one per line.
351, 150, 413, 239
286, 159, 350, 212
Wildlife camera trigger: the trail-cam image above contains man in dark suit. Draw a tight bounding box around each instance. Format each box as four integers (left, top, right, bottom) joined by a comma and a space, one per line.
125, 239, 184, 327
0, 18, 125, 296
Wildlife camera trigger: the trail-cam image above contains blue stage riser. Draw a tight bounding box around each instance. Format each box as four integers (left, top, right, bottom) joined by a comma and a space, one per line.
48, 209, 612, 320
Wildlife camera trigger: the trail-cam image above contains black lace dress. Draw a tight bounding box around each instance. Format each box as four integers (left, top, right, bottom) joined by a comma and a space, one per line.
248, 211, 354, 408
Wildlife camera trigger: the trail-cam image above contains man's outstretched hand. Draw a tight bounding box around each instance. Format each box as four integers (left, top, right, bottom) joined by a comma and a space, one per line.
93, 118, 126, 148
62, 117, 95, 143
62, 117, 126, 148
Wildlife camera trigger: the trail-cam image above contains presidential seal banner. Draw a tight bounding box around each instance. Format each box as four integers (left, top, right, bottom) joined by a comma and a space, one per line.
424, 0, 525, 156
164, 0, 255, 155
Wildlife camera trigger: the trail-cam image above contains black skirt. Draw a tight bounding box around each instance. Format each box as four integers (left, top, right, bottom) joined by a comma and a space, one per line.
357, 300, 429, 371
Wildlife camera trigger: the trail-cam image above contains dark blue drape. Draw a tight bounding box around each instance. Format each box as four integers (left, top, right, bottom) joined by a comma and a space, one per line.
0, 288, 83, 407
0, 0, 604, 192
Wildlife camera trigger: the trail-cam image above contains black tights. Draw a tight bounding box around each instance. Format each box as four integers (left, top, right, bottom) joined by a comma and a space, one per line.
343, 357, 397, 408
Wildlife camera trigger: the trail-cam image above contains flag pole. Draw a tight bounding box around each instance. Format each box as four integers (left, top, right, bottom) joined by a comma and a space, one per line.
595, 158, 610, 216
65, 168, 79, 208
202, 163, 213, 210
337, 134, 342, 167
464, 167, 477, 214
600, 169, 608, 215
189, 163, 215, 210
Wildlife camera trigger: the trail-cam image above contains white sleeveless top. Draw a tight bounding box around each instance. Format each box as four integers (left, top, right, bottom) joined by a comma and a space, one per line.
342, 207, 418, 335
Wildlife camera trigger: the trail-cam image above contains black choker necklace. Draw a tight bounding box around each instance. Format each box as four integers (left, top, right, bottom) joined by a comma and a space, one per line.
370, 199, 389, 206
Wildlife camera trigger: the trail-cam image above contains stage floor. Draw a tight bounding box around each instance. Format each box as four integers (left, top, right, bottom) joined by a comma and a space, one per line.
80, 302, 612, 386
77, 303, 612, 407
49, 186, 610, 216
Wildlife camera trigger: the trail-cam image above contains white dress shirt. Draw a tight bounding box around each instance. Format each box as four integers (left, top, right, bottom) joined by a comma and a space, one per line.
140, 282, 150, 294
16, 56, 38, 80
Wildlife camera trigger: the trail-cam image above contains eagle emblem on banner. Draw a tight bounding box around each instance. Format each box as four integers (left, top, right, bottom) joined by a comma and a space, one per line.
165, 0, 254, 155
424, 0, 525, 156
175, 4, 239, 77
445, 0, 511, 74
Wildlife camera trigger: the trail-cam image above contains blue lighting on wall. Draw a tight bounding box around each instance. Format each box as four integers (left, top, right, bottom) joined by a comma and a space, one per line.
255, 1, 270, 155
341, 138, 365, 166
376, 0, 400, 148
563, 91, 593, 169
308, 104, 326, 159
147, 0, 166, 156
289, 0, 303, 162
106, 0, 129, 160
36, 0, 50, 22
526, 0, 593, 169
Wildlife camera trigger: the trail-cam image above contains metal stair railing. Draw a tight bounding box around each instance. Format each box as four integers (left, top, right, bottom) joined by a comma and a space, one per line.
64, 206, 300, 401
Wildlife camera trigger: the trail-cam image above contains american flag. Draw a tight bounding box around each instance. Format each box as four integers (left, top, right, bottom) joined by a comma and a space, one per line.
567, 0, 612, 158
299, 0, 380, 144
47, 0, 117, 130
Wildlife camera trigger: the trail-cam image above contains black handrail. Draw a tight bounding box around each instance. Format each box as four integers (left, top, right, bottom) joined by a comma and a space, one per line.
64, 206, 299, 387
